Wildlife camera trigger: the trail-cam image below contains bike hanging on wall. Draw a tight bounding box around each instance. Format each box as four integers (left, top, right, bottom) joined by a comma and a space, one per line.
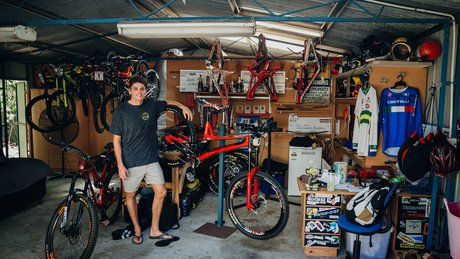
243, 34, 281, 102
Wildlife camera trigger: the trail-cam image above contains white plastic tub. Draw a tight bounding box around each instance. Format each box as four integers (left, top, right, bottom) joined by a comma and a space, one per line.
345, 226, 393, 259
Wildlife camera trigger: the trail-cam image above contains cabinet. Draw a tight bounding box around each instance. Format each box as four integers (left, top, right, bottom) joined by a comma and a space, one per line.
298, 178, 358, 257
392, 193, 431, 252
330, 61, 432, 168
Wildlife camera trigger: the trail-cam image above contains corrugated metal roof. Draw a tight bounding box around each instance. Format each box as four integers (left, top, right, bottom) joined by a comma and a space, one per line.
1, 0, 458, 62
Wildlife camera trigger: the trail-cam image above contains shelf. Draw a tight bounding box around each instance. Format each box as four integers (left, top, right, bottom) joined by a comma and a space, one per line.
333, 97, 357, 105
333, 141, 365, 168
195, 94, 270, 100
333, 61, 432, 80
236, 113, 270, 117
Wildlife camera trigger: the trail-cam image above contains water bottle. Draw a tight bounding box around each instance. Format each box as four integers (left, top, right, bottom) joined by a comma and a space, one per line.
326, 170, 335, 192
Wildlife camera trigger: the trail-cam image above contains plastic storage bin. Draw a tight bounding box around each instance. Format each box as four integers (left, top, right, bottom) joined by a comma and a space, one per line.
345, 227, 393, 259
444, 198, 460, 259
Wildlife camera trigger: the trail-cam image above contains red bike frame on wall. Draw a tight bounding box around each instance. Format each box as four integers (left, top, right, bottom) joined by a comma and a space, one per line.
294, 39, 322, 104
244, 34, 280, 101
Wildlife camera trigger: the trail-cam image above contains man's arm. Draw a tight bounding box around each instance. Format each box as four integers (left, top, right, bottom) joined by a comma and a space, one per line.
113, 134, 129, 181
167, 100, 193, 120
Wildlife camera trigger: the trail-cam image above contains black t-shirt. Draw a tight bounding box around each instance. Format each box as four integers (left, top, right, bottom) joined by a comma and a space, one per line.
109, 99, 167, 168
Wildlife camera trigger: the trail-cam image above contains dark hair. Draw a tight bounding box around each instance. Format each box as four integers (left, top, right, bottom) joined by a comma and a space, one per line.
129, 76, 147, 88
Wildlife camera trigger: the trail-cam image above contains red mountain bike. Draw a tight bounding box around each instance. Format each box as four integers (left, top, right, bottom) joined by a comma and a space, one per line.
45, 140, 122, 259
158, 100, 289, 239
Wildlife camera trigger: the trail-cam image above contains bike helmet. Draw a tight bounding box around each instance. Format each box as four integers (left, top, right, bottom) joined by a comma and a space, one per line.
418, 40, 442, 61
430, 144, 457, 177
391, 37, 412, 61
359, 35, 391, 60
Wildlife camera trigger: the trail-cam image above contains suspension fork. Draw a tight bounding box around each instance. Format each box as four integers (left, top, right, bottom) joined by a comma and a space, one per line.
246, 166, 260, 210
62, 174, 89, 230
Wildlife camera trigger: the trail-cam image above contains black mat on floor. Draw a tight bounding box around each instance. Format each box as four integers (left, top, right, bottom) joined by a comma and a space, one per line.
193, 222, 236, 239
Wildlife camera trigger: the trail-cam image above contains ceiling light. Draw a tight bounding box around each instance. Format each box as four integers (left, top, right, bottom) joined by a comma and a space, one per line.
257, 21, 324, 38
117, 21, 255, 38
0, 25, 37, 42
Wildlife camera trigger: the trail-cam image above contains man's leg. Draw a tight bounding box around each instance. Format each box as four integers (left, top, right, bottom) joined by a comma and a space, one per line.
149, 183, 172, 238
125, 191, 142, 238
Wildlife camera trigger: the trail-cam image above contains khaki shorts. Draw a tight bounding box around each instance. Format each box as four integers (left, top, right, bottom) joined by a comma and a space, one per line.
123, 162, 165, 193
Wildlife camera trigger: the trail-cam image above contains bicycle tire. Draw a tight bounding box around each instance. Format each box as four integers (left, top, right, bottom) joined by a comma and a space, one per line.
157, 104, 196, 151
226, 171, 289, 240
26, 94, 58, 133
101, 164, 122, 225
100, 92, 125, 131
45, 194, 99, 259
88, 81, 105, 133
145, 69, 161, 99
205, 150, 253, 195
135, 60, 150, 75
47, 90, 76, 127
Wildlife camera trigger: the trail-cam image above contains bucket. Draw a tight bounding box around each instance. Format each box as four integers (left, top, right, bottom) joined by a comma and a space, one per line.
333, 161, 348, 183
444, 198, 460, 259
345, 226, 393, 259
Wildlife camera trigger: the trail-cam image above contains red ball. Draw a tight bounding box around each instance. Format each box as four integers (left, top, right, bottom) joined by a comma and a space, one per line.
418, 40, 442, 61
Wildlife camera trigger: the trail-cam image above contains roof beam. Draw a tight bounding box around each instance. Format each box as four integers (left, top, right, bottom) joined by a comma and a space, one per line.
321, 1, 350, 32
0, 0, 154, 55
227, 0, 241, 15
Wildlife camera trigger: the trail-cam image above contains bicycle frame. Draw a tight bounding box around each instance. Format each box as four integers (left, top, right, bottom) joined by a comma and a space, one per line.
206, 39, 234, 106
295, 39, 322, 104
244, 34, 280, 102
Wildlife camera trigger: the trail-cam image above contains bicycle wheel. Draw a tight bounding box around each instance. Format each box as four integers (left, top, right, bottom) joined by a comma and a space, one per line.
205, 150, 253, 195
226, 171, 289, 240
101, 164, 122, 225
47, 90, 76, 127
145, 69, 160, 99
45, 194, 99, 259
157, 104, 196, 151
135, 60, 150, 75
100, 92, 125, 131
26, 95, 58, 133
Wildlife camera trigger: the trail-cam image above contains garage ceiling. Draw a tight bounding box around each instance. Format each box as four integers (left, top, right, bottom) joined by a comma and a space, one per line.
1, 0, 459, 62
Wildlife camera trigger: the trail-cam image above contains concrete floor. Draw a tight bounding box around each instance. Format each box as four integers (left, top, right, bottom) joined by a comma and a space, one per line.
0, 177, 350, 259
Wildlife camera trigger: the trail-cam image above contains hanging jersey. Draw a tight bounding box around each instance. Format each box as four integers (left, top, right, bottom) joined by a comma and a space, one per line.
379, 87, 422, 157
352, 86, 378, 156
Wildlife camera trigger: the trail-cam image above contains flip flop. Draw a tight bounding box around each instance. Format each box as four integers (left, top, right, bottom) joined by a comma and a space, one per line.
149, 232, 176, 240
154, 237, 180, 247
132, 234, 143, 245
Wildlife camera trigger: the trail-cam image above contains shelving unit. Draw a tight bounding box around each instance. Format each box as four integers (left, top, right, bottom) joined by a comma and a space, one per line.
298, 178, 358, 257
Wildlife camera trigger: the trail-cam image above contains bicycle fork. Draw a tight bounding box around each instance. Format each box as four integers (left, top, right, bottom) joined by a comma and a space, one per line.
246, 166, 260, 210
60, 175, 89, 233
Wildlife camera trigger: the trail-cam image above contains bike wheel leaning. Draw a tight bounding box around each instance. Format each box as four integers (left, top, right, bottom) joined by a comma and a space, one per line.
101, 164, 122, 225
145, 69, 161, 99
226, 171, 289, 240
45, 194, 99, 259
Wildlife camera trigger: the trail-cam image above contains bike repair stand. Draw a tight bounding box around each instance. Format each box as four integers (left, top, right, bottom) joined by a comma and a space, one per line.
193, 124, 236, 238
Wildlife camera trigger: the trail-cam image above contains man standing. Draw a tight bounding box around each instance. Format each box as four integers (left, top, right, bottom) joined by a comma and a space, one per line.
110, 76, 192, 245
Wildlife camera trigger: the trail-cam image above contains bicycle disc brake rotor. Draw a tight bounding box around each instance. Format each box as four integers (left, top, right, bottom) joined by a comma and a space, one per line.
250, 194, 267, 214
